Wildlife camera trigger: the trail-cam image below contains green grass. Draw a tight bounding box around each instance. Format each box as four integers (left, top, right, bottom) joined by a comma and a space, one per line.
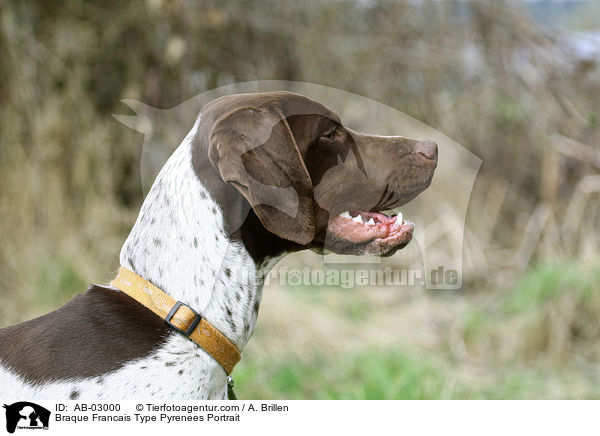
234, 261, 600, 400
501, 262, 600, 315
233, 347, 600, 399
234, 348, 462, 400
459, 262, 600, 345
35, 256, 87, 308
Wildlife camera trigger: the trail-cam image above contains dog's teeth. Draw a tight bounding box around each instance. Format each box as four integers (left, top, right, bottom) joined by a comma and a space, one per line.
352, 215, 363, 223
397, 211, 403, 223
340, 211, 351, 219
367, 218, 375, 225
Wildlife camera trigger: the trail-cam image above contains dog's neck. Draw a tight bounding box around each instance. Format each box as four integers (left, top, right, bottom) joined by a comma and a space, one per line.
119, 123, 265, 353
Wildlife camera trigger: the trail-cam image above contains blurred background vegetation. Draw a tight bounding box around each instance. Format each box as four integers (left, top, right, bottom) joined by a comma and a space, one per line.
1, 0, 599, 399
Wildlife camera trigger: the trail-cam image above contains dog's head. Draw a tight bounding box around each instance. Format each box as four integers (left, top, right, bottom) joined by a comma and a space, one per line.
193, 91, 437, 260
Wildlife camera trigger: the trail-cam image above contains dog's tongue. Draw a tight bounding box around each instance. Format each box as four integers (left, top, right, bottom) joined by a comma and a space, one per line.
328, 210, 403, 243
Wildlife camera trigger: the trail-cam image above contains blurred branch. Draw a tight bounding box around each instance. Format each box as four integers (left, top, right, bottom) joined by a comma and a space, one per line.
513, 203, 551, 271
550, 133, 600, 170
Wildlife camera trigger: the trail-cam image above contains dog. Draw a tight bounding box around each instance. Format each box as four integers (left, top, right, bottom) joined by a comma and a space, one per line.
0, 91, 437, 399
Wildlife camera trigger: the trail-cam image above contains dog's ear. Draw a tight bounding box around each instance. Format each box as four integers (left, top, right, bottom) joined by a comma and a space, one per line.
209, 100, 315, 245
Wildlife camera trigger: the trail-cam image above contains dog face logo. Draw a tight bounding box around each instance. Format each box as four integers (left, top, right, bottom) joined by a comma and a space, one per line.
3, 402, 50, 433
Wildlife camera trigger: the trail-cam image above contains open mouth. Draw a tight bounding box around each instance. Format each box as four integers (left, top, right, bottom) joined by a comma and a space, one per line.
327, 210, 414, 255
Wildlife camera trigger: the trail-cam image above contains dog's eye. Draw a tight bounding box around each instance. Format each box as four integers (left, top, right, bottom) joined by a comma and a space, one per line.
321, 129, 336, 140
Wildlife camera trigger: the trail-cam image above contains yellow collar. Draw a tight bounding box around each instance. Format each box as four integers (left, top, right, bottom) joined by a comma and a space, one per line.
110, 267, 241, 375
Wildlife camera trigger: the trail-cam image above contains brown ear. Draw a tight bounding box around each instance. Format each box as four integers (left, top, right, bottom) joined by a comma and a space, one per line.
209, 100, 315, 245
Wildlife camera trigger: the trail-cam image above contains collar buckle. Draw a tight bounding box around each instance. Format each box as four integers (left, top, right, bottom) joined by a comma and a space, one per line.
111, 267, 241, 374
165, 301, 202, 336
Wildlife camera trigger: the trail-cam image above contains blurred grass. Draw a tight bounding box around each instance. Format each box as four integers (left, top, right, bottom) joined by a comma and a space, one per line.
235, 346, 600, 400
34, 257, 87, 309
235, 348, 464, 400
232, 259, 600, 399
502, 262, 600, 315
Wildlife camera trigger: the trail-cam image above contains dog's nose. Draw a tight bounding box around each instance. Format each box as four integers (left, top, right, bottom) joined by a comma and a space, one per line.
415, 140, 438, 161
